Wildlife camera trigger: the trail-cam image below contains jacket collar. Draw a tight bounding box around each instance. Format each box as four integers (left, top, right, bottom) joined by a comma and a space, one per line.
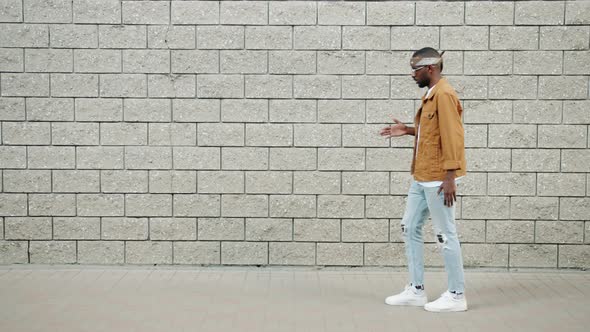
422, 77, 447, 101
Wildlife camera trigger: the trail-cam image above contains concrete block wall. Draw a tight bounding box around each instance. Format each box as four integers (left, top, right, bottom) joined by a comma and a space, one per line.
0, 0, 589, 269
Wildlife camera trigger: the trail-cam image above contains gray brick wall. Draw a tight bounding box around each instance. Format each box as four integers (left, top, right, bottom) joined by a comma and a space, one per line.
0, 1, 588, 269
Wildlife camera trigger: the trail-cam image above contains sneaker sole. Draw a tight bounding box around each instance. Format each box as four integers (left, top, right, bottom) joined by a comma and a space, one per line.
424, 305, 468, 312
385, 299, 428, 306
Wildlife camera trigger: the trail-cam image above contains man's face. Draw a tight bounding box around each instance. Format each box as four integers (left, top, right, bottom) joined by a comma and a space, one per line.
410, 57, 431, 88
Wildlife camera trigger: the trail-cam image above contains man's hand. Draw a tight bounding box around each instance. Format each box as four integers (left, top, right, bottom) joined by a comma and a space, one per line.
437, 170, 457, 207
380, 117, 408, 138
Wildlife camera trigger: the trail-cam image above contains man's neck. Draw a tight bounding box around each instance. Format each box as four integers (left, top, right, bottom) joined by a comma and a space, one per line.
428, 76, 441, 89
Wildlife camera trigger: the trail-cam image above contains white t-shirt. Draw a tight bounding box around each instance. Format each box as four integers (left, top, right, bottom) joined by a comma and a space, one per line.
416, 85, 463, 187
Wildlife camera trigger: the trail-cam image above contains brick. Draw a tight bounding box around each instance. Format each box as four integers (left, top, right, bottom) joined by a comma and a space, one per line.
293, 171, 339, 195
294, 124, 340, 147
466, 149, 511, 172
538, 125, 586, 148
73, 0, 120, 24
539, 76, 588, 100
220, 1, 266, 25
148, 26, 195, 49
269, 195, 315, 218
24, 0, 71, 23
462, 196, 509, 220
463, 100, 512, 124
148, 74, 195, 98
294, 26, 340, 50
269, 242, 315, 265
52, 122, 99, 145
26, 98, 72, 121
512, 149, 560, 172
489, 76, 537, 100
464, 51, 512, 75
558, 245, 590, 268
294, 75, 340, 99
245, 26, 291, 50
317, 243, 363, 266
29, 146, 75, 169
563, 101, 590, 124
198, 217, 244, 241
510, 244, 557, 268
0, 241, 28, 264
52, 170, 100, 193
28, 193, 75, 216
560, 197, 590, 220
0, 194, 27, 216
269, 51, 315, 74
511, 197, 558, 220
462, 243, 509, 267
126, 194, 172, 217
3, 122, 50, 145
1, 73, 49, 97
490, 27, 538, 50
540, 26, 590, 50
24, 49, 72, 73
99, 74, 146, 97
269, 100, 315, 123
441, 27, 488, 51
197, 26, 243, 49
294, 218, 339, 242
318, 100, 364, 123
101, 170, 148, 193
366, 148, 413, 172
445, 76, 488, 100
366, 100, 413, 124
318, 51, 364, 75
53, 217, 100, 240
52, 73, 98, 97
123, 50, 170, 73
515, 1, 564, 25
456, 219, 486, 243
76, 98, 122, 122
367, 2, 414, 26
488, 124, 537, 148
198, 171, 244, 194
343, 27, 389, 50
149, 170, 196, 194
5, 217, 51, 240
269, 1, 316, 25
77, 194, 124, 217
101, 123, 147, 146
0, 0, 22, 22
173, 241, 220, 265
465, 2, 513, 26
366, 51, 410, 75
488, 173, 536, 196
122, 1, 169, 25
171, 1, 218, 25
391, 27, 439, 50
149, 123, 196, 146
99, 25, 146, 49
29, 241, 76, 264
0, 48, 21, 71
246, 218, 292, 241
51, 24, 96, 48
269, 147, 316, 170
197, 123, 243, 147
389, 76, 422, 99
536, 221, 584, 244
221, 194, 267, 217
173, 147, 220, 170
566, 1, 590, 25
365, 243, 406, 266
343, 76, 389, 99
3, 170, 50, 192
318, 195, 364, 219
245, 124, 292, 147
487, 220, 534, 243
416, 1, 463, 25
76, 146, 123, 169
562, 149, 590, 172
318, 1, 364, 25
126, 241, 172, 265
77, 241, 124, 264
514, 51, 562, 75
464, 125, 487, 148
513, 100, 561, 124
537, 173, 586, 197
245, 75, 292, 99
197, 74, 243, 98
390, 172, 413, 195
150, 217, 196, 240
0, 97, 25, 121
245, 171, 292, 194
101, 217, 148, 240
318, 148, 364, 171
221, 242, 267, 265
173, 99, 220, 123
221, 99, 267, 123
342, 219, 388, 242
0, 24, 47, 47
221, 50, 266, 74
564, 51, 590, 75
222, 147, 267, 170
342, 172, 388, 195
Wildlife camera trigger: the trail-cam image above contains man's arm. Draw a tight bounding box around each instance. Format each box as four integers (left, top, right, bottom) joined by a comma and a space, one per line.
404, 127, 416, 136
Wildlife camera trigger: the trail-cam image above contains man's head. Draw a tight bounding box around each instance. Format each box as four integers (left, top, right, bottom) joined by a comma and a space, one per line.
410, 47, 444, 88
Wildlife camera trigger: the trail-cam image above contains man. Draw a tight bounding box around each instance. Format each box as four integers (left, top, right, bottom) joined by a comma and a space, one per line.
379, 47, 467, 312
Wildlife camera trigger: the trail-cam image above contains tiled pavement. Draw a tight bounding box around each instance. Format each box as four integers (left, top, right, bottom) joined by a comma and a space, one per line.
1, 265, 589, 332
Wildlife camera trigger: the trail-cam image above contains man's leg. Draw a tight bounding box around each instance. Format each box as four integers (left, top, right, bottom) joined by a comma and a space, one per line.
401, 180, 430, 289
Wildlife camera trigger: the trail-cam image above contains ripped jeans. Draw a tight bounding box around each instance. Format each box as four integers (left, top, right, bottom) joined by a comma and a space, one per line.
401, 180, 465, 293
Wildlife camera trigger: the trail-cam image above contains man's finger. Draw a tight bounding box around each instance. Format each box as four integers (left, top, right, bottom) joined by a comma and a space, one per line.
437, 186, 443, 194
391, 117, 401, 125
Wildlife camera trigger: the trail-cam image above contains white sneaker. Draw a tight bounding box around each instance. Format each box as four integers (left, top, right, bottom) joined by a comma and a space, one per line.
424, 291, 468, 312
385, 284, 428, 306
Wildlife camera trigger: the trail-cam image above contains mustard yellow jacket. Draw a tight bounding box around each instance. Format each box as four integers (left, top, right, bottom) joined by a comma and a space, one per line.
410, 78, 467, 181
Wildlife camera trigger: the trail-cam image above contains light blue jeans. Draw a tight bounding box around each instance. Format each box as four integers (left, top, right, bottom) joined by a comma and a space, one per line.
401, 180, 465, 293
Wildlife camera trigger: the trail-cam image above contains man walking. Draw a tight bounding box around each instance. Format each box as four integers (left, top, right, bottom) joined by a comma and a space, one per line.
379, 47, 467, 312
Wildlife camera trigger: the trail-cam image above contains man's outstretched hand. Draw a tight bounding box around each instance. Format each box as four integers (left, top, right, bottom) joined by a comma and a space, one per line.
380, 117, 408, 138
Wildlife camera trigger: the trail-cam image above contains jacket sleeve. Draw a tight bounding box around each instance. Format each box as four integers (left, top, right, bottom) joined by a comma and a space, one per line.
437, 92, 464, 171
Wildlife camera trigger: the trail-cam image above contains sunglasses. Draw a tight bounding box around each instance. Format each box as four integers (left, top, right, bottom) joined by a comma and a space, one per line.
411, 65, 429, 74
